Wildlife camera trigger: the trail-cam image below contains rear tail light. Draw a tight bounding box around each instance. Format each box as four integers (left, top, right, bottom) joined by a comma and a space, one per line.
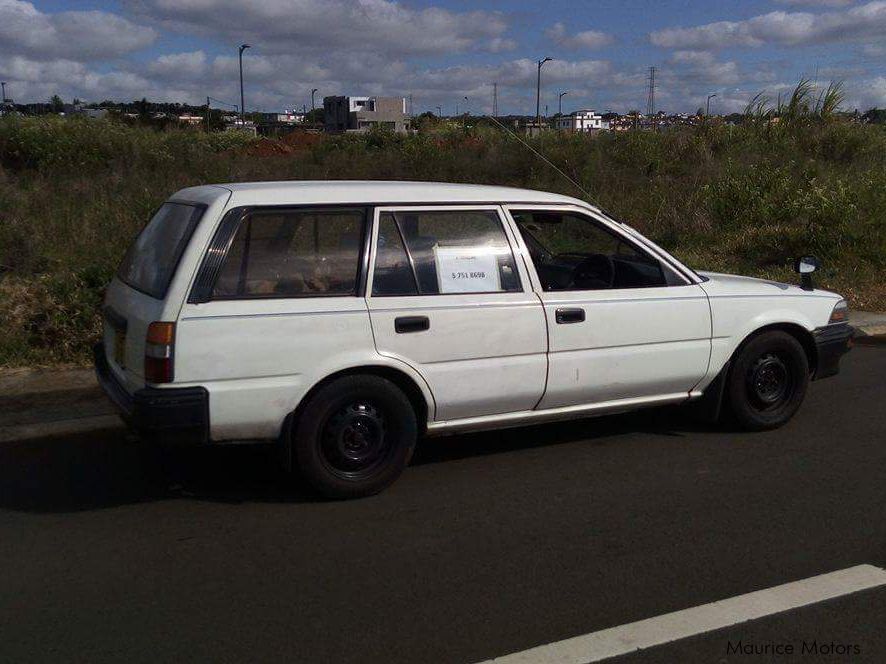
145, 321, 175, 383
828, 299, 849, 325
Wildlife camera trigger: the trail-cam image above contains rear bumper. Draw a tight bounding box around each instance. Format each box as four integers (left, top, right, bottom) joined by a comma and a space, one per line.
812, 323, 853, 380
93, 343, 209, 444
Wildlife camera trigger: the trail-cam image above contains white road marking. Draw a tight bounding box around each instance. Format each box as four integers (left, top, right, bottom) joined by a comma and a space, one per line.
478, 564, 886, 664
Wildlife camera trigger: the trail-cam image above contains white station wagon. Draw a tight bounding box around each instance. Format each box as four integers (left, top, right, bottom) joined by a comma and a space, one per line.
95, 181, 852, 497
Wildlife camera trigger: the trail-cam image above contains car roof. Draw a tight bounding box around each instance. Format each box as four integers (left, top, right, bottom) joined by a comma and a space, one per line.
170, 180, 593, 209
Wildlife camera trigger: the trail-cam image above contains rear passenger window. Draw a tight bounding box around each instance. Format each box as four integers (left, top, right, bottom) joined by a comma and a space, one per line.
213, 208, 365, 298
371, 210, 520, 296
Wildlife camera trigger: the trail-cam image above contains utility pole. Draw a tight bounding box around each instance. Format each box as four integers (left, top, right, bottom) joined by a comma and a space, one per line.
646, 66, 656, 131
238, 43, 251, 126
706, 93, 717, 117
311, 88, 318, 124
408, 94, 413, 116
536, 57, 552, 132
205, 96, 210, 133
493, 82, 498, 118
1, 81, 6, 102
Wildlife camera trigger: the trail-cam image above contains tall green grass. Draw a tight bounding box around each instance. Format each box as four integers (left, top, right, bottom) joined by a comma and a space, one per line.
1, 114, 884, 366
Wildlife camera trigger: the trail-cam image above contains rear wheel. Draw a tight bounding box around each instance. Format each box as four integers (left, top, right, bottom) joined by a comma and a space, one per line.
725, 331, 810, 431
293, 375, 417, 498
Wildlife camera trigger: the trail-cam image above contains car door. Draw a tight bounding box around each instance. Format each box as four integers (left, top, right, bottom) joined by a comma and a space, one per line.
504, 205, 712, 410
366, 205, 548, 421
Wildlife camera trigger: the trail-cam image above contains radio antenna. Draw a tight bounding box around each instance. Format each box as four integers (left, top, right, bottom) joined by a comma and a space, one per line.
485, 114, 593, 201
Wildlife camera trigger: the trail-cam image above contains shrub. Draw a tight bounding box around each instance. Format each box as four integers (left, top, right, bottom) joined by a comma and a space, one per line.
0, 116, 884, 367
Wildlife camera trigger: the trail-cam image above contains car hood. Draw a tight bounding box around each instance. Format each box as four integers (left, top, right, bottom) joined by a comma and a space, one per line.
697, 271, 841, 300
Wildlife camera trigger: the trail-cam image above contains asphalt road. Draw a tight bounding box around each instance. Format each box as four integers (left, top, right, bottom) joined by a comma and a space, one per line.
1, 347, 885, 663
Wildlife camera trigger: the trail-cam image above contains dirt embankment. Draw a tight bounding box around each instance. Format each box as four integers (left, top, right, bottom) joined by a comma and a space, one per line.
245, 131, 324, 157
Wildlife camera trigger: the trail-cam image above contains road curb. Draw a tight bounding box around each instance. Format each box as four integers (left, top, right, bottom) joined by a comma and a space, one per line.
852, 324, 886, 346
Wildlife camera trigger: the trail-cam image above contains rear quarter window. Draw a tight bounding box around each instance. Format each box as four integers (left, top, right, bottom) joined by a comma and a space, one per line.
117, 202, 204, 299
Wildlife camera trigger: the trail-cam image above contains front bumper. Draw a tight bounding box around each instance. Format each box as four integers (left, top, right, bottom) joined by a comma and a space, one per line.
93, 343, 209, 444
812, 323, 853, 380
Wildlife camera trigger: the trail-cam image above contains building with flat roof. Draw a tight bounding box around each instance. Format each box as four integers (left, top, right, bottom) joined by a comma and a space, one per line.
323, 96, 408, 133
555, 110, 609, 132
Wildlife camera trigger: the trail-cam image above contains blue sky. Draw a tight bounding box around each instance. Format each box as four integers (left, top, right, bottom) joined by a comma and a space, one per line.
1, 0, 884, 114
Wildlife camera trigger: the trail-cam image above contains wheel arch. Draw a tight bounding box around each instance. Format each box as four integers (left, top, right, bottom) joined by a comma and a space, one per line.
695, 322, 817, 423
731, 322, 817, 377
279, 364, 432, 471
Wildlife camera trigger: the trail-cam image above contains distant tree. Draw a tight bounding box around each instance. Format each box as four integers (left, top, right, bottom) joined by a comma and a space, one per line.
862, 108, 886, 124
305, 108, 323, 124
411, 111, 440, 132
49, 95, 64, 113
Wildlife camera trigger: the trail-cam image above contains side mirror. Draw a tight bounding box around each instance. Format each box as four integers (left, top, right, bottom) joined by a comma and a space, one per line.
793, 255, 820, 290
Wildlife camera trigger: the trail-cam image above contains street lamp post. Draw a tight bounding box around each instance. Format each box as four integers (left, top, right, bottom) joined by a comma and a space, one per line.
706, 93, 717, 117
536, 57, 552, 133
238, 43, 251, 126
311, 88, 318, 124
558, 90, 569, 117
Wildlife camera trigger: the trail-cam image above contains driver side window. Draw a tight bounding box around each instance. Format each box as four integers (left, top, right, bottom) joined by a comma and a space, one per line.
511, 210, 672, 291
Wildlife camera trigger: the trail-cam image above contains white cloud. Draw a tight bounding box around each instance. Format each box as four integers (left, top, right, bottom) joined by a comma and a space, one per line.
0, 0, 156, 61
775, 0, 855, 7
126, 0, 512, 56
1, 56, 157, 102
545, 22, 614, 49
650, 1, 886, 49
848, 75, 886, 108
148, 51, 207, 79
668, 51, 742, 86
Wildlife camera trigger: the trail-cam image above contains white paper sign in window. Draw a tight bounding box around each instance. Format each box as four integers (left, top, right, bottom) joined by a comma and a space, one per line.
434, 245, 501, 293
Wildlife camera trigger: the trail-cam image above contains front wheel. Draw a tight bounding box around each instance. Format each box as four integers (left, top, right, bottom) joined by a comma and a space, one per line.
725, 331, 810, 431
293, 375, 417, 499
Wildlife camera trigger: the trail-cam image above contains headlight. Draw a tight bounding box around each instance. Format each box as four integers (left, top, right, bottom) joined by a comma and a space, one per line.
828, 299, 849, 324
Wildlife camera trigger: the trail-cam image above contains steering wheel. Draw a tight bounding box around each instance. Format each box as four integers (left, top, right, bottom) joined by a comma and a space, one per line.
571, 253, 615, 289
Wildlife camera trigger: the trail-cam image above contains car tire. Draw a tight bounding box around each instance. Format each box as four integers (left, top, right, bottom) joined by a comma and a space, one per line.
293, 375, 417, 499
725, 331, 810, 431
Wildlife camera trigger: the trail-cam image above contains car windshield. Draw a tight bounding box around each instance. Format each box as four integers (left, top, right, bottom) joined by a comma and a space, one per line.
117, 202, 204, 299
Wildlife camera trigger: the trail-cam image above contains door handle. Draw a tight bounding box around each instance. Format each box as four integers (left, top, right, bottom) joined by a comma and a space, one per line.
395, 316, 430, 333
555, 308, 585, 324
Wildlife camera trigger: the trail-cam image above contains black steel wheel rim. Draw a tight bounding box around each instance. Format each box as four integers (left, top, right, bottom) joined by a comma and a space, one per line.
320, 401, 390, 479
747, 352, 792, 410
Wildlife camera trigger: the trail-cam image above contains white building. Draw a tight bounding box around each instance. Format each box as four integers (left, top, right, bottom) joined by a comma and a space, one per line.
555, 110, 609, 132
262, 112, 305, 124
